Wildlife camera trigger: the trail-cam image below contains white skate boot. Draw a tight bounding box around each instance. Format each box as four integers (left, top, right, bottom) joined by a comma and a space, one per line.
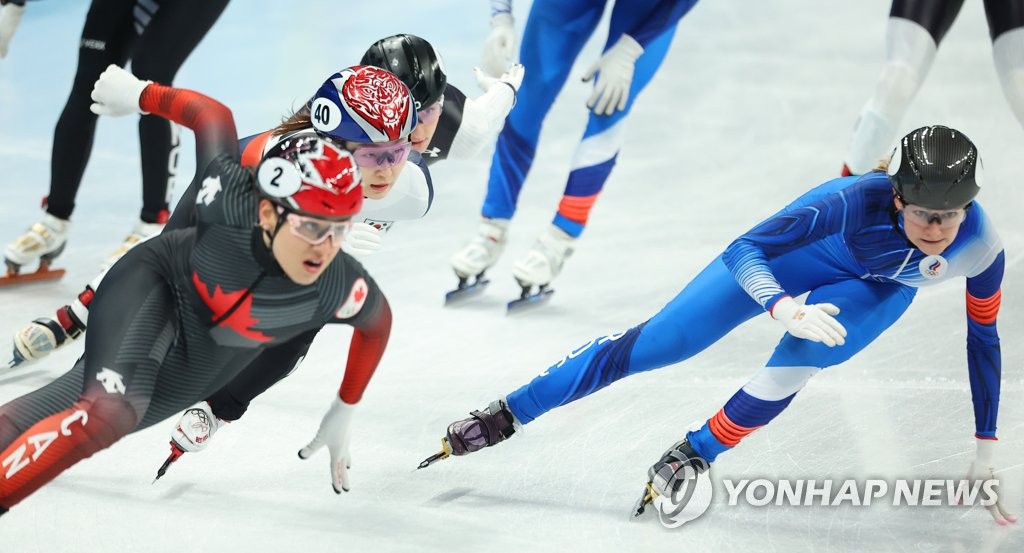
451, 218, 509, 278
446, 218, 509, 303
512, 225, 575, 289
101, 219, 164, 270
2, 213, 70, 282
170, 401, 224, 453
507, 226, 575, 311
9, 309, 84, 368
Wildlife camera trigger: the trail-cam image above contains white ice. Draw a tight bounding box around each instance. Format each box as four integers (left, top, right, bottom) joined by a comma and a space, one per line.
2, 1, 1024, 551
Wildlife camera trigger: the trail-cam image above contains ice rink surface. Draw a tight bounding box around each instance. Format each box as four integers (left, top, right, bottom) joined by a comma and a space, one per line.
2, 1, 1024, 551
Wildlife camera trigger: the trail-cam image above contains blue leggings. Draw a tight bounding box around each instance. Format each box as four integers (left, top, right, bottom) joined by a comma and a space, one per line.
506, 253, 916, 458
481, 0, 683, 237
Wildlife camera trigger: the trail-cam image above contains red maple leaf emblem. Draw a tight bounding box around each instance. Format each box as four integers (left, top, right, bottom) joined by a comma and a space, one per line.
354, 285, 366, 303
192, 272, 272, 343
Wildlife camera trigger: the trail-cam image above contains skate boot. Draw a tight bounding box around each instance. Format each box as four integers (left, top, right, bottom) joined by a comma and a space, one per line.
506, 225, 575, 311
9, 304, 88, 368
633, 438, 711, 518
102, 219, 165, 270
155, 401, 225, 481
170, 401, 223, 453
418, 399, 519, 469
446, 399, 518, 455
446, 218, 509, 303
2, 213, 70, 284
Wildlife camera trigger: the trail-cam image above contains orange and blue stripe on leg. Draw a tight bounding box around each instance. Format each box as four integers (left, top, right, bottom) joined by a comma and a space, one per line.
687, 389, 798, 462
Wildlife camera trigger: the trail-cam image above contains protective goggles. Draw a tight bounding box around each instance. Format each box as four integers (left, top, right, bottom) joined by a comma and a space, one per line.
417, 95, 444, 125
352, 141, 412, 169
902, 205, 968, 229
278, 207, 351, 246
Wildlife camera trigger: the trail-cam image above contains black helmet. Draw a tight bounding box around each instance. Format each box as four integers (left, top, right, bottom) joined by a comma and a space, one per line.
888, 125, 982, 210
361, 34, 447, 110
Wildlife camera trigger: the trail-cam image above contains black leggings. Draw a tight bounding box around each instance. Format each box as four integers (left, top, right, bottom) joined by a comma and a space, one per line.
891, 0, 1024, 44
46, 0, 228, 223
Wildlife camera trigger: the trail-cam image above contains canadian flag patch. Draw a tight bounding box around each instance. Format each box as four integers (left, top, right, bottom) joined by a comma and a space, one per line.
335, 278, 368, 319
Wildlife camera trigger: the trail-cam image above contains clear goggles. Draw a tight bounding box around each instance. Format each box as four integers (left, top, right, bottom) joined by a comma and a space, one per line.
417, 95, 444, 125
902, 205, 968, 229
278, 207, 351, 247
352, 141, 412, 169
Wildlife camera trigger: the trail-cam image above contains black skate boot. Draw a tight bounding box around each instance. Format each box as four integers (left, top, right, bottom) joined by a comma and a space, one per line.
418, 399, 518, 469
446, 399, 518, 455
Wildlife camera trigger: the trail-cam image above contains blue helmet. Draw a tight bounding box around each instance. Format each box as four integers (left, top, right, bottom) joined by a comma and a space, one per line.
309, 65, 417, 144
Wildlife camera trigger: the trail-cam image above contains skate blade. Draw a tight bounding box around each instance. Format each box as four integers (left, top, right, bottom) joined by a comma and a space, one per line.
417, 438, 453, 470
631, 482, 657, 518
444, 276, 490, 305
0, 267, 65, 287
153, 442, 185, 483
506, 288, 554, 314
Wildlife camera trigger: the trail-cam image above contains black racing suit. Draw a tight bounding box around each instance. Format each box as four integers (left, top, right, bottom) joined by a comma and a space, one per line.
0, 84, 391, 511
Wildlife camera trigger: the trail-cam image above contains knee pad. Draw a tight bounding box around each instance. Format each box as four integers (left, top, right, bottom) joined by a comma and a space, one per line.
741, 365, 820, 401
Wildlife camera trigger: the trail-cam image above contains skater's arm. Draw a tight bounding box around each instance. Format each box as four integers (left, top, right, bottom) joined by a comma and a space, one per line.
723, 191, 853, 310
964, 251, 1003, 439
337, 291, 391, 404
139, 84, 239, 174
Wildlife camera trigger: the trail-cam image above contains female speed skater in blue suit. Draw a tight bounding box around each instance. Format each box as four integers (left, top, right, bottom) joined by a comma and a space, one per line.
450, 0, 701, 298
428, 125, 1015, 525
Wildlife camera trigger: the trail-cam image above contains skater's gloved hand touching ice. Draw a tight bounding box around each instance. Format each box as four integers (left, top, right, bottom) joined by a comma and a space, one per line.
90, 64, 152, 117
298, 396, 356, 493
770, 296, 847, 347
966, 438, 1018, 525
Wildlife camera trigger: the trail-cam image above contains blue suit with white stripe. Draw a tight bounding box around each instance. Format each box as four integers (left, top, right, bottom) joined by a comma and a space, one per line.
504, 173, 1004, 461
481, 0, 699, 236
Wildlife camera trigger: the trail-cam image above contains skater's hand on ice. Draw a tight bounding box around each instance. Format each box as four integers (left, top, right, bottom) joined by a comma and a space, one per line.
342, 222, 383, 257
966, 438, 1018, 525
90, 64, 151, 117
770, 296, 847, 347
0, 2, 25, 59
481, 12, 515, 78
582, 33, 643, 116
298, 397, 356, 493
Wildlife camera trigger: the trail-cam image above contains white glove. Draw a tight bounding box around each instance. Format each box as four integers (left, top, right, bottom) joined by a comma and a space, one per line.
170, 401, 223, 453
90, 64, 152, 117
966, 438, 1018, 525
342, 222, 383, 257
474, 63, 524, 95
0, 3, 24, 59
481, 13, 515, 78
582, 34, 644, 116
298, 397, 356, 493
770, 296, 847, 347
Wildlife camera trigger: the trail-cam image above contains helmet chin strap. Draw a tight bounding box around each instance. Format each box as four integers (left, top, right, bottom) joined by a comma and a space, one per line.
264, 210, 289, 251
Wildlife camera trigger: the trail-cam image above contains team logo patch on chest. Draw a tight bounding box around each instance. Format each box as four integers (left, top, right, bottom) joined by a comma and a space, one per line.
919, 255, 948, 279
336, 277, 368, 319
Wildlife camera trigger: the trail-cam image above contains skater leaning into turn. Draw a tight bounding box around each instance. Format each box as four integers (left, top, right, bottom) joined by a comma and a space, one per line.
841, 0, 1024, 176
427, 125, 1015, 525
1, 0, 229, 283
0, 64, 394, 515
449, 0, 699, 308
